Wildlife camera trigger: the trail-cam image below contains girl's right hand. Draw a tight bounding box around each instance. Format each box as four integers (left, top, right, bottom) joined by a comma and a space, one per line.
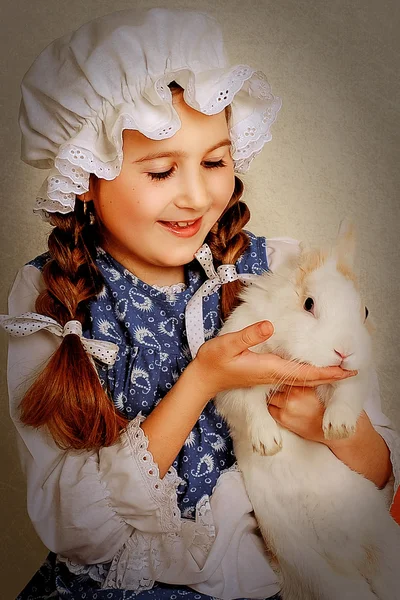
192, 320, 357, 397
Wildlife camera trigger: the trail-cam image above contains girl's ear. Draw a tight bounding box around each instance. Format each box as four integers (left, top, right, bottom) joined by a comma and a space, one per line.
334, 218, 357, 269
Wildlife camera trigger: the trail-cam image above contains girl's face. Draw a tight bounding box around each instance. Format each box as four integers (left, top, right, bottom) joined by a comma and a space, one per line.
82, 96, 235, 286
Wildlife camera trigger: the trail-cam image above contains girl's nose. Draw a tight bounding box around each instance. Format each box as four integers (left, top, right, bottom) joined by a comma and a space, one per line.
175, 175, 210, 212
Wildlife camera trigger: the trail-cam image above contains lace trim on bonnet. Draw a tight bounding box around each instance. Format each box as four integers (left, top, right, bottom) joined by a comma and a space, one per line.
34, 69, 280, 221
19, 8, 281, 221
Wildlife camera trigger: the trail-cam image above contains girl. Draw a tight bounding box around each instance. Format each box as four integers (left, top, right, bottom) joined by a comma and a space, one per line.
2, 8, 398, 600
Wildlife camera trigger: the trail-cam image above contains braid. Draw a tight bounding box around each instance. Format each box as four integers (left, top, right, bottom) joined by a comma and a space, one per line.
37, 202, 102, 324
206, 176, 250, 320
19, 199, 129, 450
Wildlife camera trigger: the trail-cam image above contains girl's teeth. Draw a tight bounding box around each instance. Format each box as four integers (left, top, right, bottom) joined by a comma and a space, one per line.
160, 219, 198, 228
174, 221, 195, 227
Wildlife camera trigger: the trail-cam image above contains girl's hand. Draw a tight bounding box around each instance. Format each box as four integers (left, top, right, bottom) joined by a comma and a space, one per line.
267, 385, 328, 444
268, 385, 393, 489
193, 320, 357, 398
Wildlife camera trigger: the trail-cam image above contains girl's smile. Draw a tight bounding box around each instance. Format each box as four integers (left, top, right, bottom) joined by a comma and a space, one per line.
157, 217, 203, 237
78, 94, 235, 288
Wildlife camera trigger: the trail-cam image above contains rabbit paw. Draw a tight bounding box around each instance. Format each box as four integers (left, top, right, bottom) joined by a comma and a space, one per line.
250, 420, 283, 456
322, 404, 358, 440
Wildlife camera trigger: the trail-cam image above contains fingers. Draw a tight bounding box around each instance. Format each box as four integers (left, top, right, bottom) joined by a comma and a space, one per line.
267, 384, 302, 408
302, 364, 358, 381
267, 390, 287, 408
220, 325, 357, 386
266, 358, 357, 387
294, 364, 358, 385
222, 321, 275, 354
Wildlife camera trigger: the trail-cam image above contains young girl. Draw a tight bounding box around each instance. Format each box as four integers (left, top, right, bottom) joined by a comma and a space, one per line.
2, 8, 398, 600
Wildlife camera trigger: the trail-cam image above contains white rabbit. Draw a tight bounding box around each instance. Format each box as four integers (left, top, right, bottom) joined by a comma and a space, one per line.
214, 222, 400, 600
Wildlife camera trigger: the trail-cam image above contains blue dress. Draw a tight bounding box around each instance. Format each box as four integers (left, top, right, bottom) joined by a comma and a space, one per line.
15, 231, 281, 600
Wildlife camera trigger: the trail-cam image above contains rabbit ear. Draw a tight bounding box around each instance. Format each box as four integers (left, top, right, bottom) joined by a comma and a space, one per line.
277, 241, 302, 275
335, 218, 357, 269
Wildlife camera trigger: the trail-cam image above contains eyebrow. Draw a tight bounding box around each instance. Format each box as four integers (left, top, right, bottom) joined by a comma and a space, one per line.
132, 139, 232, 163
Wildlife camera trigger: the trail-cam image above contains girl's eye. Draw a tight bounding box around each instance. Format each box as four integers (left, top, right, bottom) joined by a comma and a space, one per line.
147, 168, 174, 181
147, 159, 226, 181
203, 159, 226, 169
364, 306, 369, 321
304, 297, 315, 314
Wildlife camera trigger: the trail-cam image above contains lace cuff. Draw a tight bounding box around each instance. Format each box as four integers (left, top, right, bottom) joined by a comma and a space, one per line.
102, 495, 215, 591
62, 457, 279, 599
99, 413, 183, 534
100, 468, 280, 599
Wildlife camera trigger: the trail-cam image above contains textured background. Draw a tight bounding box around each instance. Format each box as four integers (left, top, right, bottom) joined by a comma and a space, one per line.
0, 0, 399, 597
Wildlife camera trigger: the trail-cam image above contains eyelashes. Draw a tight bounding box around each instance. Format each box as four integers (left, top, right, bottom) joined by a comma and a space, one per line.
147, 159, 227, 181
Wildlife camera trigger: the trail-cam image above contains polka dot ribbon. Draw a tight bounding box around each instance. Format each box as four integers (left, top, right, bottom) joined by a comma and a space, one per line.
185, 244, 258, 358
0, 312, 119, 366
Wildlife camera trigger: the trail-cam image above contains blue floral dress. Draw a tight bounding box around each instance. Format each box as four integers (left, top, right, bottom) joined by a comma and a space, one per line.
15, 231, 281, 600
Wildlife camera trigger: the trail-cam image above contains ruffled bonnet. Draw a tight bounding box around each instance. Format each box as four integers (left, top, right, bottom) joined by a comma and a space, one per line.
19, 7, 282, 221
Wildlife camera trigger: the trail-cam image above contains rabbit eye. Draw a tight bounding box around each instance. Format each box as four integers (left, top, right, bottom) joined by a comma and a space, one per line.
365, 306, 369, 321
304, 297, 314, 313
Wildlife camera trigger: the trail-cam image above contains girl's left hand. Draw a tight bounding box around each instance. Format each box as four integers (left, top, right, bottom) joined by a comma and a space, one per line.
267, 385, 328, 445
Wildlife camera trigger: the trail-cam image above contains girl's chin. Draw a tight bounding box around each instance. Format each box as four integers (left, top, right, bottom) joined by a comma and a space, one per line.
163, 244, 204, 266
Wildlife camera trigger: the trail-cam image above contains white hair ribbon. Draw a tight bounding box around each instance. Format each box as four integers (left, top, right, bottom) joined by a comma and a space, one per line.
0, 312, 119, 366
185, 244, 258, 358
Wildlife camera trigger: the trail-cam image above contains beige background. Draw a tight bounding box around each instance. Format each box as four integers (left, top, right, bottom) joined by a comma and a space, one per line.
1, 0, 399, 597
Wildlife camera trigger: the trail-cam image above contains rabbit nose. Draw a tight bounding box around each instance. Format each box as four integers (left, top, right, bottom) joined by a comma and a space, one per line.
334, 349, 353, 360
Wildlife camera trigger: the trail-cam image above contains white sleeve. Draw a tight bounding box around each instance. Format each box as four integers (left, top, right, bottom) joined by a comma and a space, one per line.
267, 237, 400, 507
5, 264, 281, 599
362, 369, 400, 505
101, 467, 280, 599
5, 265, 181, 563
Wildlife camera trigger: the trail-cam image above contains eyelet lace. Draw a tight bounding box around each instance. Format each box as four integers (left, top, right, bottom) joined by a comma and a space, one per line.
57, 556, 110, 583
102, 494, 215, 591
122, 413, 183, 532
33, 66, 281, 221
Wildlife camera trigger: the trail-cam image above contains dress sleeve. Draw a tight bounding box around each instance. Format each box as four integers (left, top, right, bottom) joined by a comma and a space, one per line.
5, 265, 280, 599
362, 369, 400, 506
267, 237, 400, 508
5, 265, 182, 563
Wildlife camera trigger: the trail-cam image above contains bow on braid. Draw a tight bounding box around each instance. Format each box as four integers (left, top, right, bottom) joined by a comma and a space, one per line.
19, 199, 129, 450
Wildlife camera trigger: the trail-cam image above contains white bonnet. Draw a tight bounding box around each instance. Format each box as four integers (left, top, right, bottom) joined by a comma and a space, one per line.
19, 7, 282, 221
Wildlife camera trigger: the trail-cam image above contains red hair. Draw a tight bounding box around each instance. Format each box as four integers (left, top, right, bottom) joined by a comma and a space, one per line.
19, 201, 129, 449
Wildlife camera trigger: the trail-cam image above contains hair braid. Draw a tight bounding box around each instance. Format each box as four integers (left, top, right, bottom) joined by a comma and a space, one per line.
206, 175, 250, 320
19, 200, 129, 450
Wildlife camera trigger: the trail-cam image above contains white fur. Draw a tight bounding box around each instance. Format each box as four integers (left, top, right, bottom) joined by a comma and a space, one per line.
214, 236, 400, 600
